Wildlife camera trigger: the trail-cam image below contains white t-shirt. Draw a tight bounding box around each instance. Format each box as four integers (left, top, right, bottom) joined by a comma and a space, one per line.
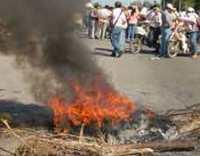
148, 11, 162, 28
98, 8, 112, 18
180, 13, 199, 31
112, 8, 128, 29
97, 8, 112, 23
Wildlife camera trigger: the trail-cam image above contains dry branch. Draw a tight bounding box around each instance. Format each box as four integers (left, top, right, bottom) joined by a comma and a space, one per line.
0, 146, 15, 155
109, 139, 197, 152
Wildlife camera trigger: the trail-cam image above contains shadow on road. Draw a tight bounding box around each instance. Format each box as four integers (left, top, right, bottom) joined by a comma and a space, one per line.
0, 100, 53, 129
94, 48, 113, 57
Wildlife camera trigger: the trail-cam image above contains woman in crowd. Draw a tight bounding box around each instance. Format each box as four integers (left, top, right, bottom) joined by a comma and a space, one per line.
127, 6, 139, 42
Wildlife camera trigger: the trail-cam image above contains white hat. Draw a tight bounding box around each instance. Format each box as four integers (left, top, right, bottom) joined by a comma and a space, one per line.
85, 2, 94, 9
187, 7, 195, 12
166, 3, 175, 10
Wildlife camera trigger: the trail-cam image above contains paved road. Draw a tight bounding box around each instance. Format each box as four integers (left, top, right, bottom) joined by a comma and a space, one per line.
0, 55, 34, 104
0, 36, 200, 113
85, 38, 200, 113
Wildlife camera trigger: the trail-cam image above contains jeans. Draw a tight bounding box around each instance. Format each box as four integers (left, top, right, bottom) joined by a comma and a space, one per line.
111, 27, 126, 55
159, 27, 172, 56
188, 32, 199, 55
127, 24, 136, 41
88, 18, 97, 39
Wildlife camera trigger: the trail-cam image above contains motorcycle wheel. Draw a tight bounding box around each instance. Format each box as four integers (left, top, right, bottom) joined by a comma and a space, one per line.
167, 41, 180, 58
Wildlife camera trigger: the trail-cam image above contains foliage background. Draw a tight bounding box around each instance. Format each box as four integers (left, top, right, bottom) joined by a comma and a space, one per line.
163, 0, 200, 10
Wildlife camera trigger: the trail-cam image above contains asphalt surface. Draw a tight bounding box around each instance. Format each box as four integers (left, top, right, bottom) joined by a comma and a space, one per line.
85, 37, 200, 113
0, 34, 200, 114
0, 55, 34, 104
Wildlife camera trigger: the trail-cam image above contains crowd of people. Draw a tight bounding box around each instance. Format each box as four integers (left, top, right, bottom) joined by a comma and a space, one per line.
85, 1, 200, 59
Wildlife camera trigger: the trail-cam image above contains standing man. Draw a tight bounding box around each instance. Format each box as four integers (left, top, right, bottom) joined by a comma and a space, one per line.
111, 1, 128, 57
159, 3, 176, 57
147, 5, 162, 53
97, 5, 112, 40
88, 3, 99, 39
179, 7, 200, 59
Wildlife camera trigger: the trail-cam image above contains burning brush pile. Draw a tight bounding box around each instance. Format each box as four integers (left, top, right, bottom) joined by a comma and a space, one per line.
1, 79, 200, 156
0, 0, 200, 155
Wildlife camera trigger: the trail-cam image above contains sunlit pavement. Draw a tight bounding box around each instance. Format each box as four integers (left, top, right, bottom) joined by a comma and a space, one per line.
83, 36, 200, 113
0, 33, 200, 113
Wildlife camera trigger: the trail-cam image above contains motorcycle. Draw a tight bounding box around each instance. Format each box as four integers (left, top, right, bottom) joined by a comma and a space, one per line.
126, 21, 159, 54
167, 25, 192, 58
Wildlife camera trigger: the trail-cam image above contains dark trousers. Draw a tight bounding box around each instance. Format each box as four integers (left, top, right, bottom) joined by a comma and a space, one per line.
149, 27, 161, 52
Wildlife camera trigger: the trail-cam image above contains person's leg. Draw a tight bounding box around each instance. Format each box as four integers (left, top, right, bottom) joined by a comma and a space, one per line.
88, 18, 92, 38
190, 32, 198, 57
95, 20, 101, 39
101, 22, 107, 40
127, 24, 132, 41
111, 27, 120, 56
153, 27, 161, 52
90, 19, 95, 39
159, 27, 165, 56
128, 25, 136, 52
118, 28, 126, 56
100, 23, 104, 39
148, 27, 154, 46
159, 28, 171, 57
131, 25, 136, 41
165, 28, 172, 55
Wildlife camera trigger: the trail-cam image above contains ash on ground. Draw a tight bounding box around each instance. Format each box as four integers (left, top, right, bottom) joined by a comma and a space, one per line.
103, 109, 178, 144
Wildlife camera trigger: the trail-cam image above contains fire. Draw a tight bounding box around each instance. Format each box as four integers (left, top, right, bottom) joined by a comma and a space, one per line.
48, 78, 136, 129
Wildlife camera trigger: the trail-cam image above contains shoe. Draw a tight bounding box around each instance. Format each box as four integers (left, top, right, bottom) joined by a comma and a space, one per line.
157, 54, 163, 57
192, 54, 198, 59
111, 53, 116, 57
116, 51, 123, 57
150, 56, 161, 61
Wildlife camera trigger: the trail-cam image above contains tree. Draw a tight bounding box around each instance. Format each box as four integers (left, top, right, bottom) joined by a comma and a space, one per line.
162, 0, 198, 10
194, 0, 200, 10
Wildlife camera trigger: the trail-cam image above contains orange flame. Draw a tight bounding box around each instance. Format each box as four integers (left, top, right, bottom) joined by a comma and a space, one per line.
48, 78, 136, 128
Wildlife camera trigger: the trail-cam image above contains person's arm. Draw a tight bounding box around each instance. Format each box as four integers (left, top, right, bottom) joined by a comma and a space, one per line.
178, 16, 195, 24
158, 13, 162, 26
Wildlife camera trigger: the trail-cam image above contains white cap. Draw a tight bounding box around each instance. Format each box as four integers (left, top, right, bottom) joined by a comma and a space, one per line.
187, 7, 195, 12
85, 2, 94, 9
166, 3, 175, 10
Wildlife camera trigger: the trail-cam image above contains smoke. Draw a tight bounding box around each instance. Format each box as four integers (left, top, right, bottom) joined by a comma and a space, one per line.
0, 0, 99, 103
